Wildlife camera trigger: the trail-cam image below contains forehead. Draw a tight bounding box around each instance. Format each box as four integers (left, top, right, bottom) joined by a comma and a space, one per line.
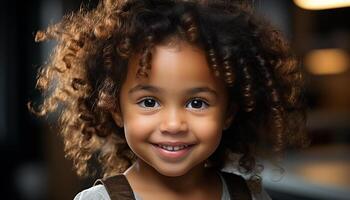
124, 41, 226, 93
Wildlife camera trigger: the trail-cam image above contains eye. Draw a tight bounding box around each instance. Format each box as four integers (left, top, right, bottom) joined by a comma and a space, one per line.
186, 99, 209, 110
137, 97, 160, 108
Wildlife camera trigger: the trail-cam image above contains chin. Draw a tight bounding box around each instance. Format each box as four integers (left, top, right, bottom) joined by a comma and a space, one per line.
155, 165, 192, 177
158, 170, 188, 177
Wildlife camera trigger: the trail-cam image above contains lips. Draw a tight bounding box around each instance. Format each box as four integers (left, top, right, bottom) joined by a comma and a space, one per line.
156, 144, 190, 151
153, 142, 195, 146
152, 142, 195, 151
151, 142, 195, 160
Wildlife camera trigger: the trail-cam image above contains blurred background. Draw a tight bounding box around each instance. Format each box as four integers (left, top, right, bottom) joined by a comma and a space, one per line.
1, 0, 349, 199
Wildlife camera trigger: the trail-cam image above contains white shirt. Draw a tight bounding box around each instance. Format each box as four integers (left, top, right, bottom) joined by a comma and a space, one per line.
74, 172, 272, 200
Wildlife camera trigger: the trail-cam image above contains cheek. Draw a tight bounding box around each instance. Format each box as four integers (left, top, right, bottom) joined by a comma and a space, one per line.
191, 116, 223, 144
123, 113, 157, 141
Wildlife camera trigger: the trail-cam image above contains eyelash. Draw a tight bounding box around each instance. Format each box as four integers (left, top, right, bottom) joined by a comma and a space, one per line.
136, 97, 209, 110
186, 98, 209, 110
137, 97, 161, 109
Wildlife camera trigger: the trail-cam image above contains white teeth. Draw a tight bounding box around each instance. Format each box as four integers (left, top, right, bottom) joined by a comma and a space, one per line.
157, 144, 189, 151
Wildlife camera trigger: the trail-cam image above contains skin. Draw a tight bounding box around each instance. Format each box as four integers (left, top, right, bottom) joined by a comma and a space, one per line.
112, 40, 234, 200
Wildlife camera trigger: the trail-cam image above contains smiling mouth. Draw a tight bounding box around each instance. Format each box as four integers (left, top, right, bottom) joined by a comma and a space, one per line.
154, 144, 194, 151
151, 143, 195, 160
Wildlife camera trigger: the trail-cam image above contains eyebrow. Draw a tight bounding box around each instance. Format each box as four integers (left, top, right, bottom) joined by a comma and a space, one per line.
128, 84, 218, 97
128, 84, 163, 94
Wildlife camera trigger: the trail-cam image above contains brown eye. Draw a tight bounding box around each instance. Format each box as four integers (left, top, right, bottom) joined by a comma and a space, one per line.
138, 98, 160, 108
186, 99, 209, 110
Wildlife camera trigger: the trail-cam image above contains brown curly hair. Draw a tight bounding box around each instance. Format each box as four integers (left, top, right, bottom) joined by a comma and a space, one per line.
30, 0, 309, 184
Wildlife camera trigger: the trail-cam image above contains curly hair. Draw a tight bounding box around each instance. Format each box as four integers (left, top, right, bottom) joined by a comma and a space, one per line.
30, 0, 309, 185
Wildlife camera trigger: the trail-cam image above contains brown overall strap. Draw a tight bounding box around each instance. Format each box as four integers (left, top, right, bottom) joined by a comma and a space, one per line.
94, 174, 136, 200
221, 172, 252, 200
95, 172, 251, 200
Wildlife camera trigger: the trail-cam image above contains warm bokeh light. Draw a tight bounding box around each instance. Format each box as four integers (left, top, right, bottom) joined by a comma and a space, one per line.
304, 48, 349, 75
294, 0, 350, 10
296, 161, 350, 188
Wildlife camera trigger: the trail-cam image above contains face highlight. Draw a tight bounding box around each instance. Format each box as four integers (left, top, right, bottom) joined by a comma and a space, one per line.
113, 41, 230, 177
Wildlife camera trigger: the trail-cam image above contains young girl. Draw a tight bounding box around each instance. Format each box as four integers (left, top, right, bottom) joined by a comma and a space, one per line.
31, 0, 309, 199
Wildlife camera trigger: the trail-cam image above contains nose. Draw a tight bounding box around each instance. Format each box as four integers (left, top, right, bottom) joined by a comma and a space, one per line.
159, 107, 188, 134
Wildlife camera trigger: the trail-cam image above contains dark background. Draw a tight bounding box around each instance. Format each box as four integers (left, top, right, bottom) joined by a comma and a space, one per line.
1, 0, 349, 199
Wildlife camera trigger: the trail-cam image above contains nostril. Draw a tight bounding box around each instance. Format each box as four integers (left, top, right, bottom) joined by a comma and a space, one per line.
159, 110, 188, 133
159, 121, 188, 134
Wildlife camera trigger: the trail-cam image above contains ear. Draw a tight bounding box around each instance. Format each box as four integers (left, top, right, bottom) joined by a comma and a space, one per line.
223, 103, 238, 130
111, 111, 124, 128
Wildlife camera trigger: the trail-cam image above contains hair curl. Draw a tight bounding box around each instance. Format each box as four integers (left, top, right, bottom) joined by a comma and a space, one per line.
30, 0, 309, 189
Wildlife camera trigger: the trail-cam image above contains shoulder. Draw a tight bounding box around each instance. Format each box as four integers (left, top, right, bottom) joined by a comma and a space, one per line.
251, 189, 272, 200
73, 184, 111, 200
219, 171, 272, 200
220, 171, 250, 190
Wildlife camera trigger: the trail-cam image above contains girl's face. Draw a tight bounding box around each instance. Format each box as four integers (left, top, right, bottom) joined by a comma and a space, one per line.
113, 41, 231, 177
